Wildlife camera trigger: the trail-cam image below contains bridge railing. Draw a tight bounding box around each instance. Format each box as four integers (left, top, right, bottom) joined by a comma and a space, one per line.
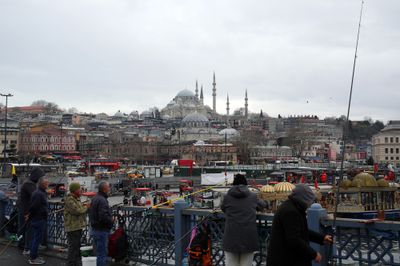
4, 199, 400, 265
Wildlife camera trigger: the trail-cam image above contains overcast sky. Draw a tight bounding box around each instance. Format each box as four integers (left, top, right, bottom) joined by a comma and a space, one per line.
0, 0, 399, 121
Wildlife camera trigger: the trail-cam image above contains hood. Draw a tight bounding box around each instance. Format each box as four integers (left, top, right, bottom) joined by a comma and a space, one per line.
227, 185, 251, 199
29, 167, 45, 183
289, 184, 316, 210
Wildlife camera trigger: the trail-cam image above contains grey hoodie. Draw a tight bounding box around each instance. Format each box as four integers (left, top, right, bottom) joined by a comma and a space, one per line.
289, 184, 316, 211
221, 185, 266, 253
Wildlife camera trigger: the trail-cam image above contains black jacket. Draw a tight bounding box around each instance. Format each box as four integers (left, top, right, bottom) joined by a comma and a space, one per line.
267, 198, 325, 266
221, 185, 266, 253
29, 187, 48, 221
19, 168, 45, 215
89, 191, 113, 231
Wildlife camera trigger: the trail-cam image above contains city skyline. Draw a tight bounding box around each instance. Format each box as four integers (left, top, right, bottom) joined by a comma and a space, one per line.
1, 0, 399, 121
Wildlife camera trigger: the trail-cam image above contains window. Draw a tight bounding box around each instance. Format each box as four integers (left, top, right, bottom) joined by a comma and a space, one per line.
391, 148, 394, 154
390, 137, 394, 143
385, 148, 389, 153
397, 148, 399, 154
385, 137, 388, 143
397, 157, 399, 160
396, 137, 399, 143
385, 157, 389, 160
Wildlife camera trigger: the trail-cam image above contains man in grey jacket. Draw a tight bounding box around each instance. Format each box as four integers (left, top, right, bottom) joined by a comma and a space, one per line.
221, 174, 266, 266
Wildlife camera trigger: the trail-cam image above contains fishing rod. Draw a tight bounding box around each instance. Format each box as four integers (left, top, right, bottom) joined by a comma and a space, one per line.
330, 0, 365, 262
151, 181, 229, 209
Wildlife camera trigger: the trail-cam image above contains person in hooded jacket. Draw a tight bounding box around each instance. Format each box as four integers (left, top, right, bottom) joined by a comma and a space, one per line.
17, 167, 45, 254
267, 184, 333, 266
221, 174, 266, 266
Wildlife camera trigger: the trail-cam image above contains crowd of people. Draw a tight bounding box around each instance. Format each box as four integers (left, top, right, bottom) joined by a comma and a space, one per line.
9, 167, 332, 266
15, 167, 113, 266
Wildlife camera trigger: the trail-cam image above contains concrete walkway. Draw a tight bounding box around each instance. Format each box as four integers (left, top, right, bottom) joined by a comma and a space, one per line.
0, 240, 135, 266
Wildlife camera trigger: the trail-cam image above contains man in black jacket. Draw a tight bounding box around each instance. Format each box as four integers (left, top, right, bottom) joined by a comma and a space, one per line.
89, 181, 113, 266
28, 176, 49, 265
18, 167, 45, 253
267, 184, 332, 266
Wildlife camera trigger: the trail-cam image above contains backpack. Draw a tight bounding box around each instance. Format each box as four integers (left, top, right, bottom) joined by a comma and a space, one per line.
188, 223, 212, 266
108, 227, 128, 262
108, 213, 128, 262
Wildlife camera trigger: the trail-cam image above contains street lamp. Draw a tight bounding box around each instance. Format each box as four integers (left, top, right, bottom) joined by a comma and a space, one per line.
1, 93, 13, 176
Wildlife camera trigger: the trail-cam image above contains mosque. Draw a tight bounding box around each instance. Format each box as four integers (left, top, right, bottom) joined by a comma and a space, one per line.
161, 73, 245, 142
160, 72, 249, 121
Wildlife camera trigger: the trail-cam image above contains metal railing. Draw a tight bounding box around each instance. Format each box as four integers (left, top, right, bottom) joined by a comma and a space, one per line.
4, 199, 400, 265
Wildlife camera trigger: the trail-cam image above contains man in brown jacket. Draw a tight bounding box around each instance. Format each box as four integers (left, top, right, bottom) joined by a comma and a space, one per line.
64, 183, 88, 266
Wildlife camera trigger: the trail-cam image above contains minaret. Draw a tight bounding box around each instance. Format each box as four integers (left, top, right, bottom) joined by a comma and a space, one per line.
212, 72, 217, 113
226, 94, 230, 116
195, 80, 199, 99
200, 85, 204, 105
245, 89, 248, 119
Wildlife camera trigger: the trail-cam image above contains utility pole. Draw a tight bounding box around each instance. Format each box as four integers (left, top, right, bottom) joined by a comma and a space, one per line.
1, 93, 13, 177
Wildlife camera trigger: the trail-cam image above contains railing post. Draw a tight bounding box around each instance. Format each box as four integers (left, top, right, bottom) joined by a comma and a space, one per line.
307, 203, 327, 266
174, 200, 190, 266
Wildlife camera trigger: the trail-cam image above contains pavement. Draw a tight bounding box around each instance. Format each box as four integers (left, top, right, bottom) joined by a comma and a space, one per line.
0, 240, 134, 266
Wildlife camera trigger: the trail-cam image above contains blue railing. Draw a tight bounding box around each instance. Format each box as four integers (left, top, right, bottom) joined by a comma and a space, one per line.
4, 199, 400, 266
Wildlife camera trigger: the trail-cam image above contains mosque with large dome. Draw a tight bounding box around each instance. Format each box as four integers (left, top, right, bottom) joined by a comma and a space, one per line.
160, 82, 213, 120
162, 73, 250, 142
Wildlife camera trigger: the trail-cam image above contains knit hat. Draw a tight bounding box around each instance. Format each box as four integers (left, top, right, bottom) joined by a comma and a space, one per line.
233, 174, 247, 186
29, 167, 45, 183
289, 184, 316, 209
69, 182, 81, 193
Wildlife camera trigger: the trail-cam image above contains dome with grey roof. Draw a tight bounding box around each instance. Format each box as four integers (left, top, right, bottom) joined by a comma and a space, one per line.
182, 112, 209, 128
182, 113, 209, 123
219, 128, 240, 138
176, 89, 195, 97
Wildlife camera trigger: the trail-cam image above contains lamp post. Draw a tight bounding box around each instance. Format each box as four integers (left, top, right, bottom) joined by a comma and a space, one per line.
1, 93, 13, 177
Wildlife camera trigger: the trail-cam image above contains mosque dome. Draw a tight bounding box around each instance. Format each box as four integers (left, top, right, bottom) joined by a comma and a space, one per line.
114, 110, 124, 118
182, 112, 209, 123
219, 128, 240, 138
176, 89, 195, 98
162, 114, 171, 120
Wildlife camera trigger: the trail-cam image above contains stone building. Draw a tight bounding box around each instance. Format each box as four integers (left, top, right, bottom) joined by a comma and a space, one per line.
372, 121, 400, 163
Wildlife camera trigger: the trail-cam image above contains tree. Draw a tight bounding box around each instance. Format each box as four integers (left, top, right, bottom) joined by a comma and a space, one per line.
31, 100, 61, 114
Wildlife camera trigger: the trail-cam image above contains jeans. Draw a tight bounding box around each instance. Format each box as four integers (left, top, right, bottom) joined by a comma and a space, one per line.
225, 251, 254, 266
67, 230, 82, 266
30, 219, 46, 260
92, 230, 109, 266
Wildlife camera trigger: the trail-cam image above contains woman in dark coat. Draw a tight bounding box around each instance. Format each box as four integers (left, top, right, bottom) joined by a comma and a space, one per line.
267, 184, 332, 266
221, 174, 265, 266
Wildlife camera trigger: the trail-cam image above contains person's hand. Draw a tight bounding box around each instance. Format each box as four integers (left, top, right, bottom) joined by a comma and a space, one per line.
324, 235, 333, 245
314, 252, 322, 263
24, 214, 29, 222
